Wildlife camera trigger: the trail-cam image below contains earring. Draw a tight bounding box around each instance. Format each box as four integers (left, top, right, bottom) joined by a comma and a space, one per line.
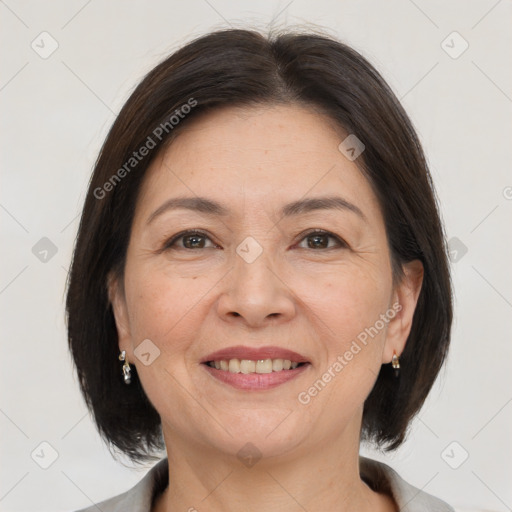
119, 350, 132, 384
391, 350, 400, 378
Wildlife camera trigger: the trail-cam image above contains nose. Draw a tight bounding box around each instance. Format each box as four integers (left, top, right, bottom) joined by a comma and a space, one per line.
216, 244, 296, 328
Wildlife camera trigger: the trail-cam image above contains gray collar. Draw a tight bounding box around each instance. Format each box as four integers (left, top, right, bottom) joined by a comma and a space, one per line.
75, 456, 455, 512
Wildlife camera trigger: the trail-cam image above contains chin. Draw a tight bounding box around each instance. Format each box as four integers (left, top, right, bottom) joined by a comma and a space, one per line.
204, 410, 308, 460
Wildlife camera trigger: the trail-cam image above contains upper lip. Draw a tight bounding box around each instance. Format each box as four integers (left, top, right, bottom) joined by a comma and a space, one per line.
201, 345, 309, 363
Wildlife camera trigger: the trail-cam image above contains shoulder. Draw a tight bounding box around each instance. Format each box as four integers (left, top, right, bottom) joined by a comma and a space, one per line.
72, 458, 169, 512
359, 455, 455, 512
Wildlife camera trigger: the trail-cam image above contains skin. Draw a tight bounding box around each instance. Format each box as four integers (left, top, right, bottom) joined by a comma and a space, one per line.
109, 104, 423, 512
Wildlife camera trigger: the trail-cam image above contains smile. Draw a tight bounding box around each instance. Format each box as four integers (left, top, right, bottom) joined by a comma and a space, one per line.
200, 345, 311, 390
206, 358, 305, 373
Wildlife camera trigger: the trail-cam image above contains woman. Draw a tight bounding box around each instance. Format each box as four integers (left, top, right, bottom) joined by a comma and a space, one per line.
67, 28, 454, 511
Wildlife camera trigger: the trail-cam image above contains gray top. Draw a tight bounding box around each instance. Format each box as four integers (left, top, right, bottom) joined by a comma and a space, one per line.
74, 456, 455, 511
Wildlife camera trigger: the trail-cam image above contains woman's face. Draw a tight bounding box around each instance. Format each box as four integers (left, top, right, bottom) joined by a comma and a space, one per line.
110, 104, 422, 461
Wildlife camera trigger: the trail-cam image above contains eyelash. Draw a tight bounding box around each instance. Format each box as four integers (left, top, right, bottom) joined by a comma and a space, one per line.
162, 229, 347, 251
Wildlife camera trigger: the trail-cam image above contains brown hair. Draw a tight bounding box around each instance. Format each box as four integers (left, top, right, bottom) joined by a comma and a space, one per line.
66, 28, 453, 464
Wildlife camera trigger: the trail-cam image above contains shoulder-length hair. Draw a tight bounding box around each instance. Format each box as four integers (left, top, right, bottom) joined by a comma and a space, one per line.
66, 28, 453, 464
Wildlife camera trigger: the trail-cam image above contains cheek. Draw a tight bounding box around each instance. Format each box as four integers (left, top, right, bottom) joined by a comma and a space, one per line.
123, 262, 205, 348
294, 262, 392, 403
124, 237, 392, 355
296, 259, 391, 335
295, 273, 391, 420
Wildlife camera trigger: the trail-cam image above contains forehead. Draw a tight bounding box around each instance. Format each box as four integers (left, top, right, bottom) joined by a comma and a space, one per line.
135, 104, 380, 222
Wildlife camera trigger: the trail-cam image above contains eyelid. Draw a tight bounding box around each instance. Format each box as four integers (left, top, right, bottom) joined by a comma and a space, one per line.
162, 228, 348, 251
162, 229, 216, 251
292, 228, 348, 249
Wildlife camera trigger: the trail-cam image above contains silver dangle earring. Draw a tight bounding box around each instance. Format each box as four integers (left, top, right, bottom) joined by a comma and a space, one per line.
119, 350, 132, 384
391, 350, 400, 378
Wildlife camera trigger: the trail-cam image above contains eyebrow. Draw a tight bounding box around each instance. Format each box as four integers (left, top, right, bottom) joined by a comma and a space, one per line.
146, 195, 367, 224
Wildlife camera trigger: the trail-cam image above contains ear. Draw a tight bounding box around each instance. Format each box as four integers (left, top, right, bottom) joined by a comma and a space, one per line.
107, 271, 132, 354
382, 259, 424, 364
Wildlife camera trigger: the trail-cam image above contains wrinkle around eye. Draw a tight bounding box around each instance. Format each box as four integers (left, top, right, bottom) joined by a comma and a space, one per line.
153, 230, 353, 258
144, 216, 368, 256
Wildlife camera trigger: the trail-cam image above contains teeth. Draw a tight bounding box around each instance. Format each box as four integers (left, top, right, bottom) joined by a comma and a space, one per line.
228, 359, 239, 373
208, 358, 303, 374
256, 359, 273, 373
272, 359, 283, 371
240, 359, 255, 374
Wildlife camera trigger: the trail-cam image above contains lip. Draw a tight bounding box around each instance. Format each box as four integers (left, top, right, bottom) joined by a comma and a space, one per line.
202, 361, 311, 391
201, 345, 309, 364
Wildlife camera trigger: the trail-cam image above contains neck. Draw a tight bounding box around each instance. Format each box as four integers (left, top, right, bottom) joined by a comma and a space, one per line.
153, 414, 396, 512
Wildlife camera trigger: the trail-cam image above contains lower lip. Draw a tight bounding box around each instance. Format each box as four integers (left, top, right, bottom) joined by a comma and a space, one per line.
202, 363, 310, 390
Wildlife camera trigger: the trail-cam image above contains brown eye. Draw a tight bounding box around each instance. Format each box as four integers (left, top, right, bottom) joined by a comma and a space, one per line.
164, 230, 216, 250
297, 230, 347, 250
162, 229, 346, 252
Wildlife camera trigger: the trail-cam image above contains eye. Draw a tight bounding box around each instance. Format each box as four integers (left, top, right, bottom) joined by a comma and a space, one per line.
163, 230, 217, 250
295, 230, 347, 250
162, 229, 347, 252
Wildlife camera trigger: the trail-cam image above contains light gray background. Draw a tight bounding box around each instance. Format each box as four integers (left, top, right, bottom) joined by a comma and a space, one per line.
1, 1, 511, 511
